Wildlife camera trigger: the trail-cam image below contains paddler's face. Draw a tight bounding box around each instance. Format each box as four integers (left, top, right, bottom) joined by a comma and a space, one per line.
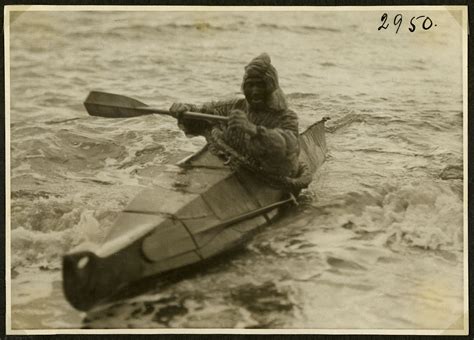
244, 79, 267, 109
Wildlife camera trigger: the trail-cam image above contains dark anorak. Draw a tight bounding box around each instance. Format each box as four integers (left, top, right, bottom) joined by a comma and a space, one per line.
177, 53, 300, 177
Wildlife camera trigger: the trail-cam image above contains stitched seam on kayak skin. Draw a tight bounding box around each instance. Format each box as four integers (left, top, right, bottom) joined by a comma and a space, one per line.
191, 212, 274, 250
233, 171, 279, 225
151, 250, 204, 264
199, 180, 270, 228
178, 213, 211, 220
119, 210, 210, 253
178, 164, 228, 170
194, 198, 290, 249
122, 210, 171, 217
200, 193, 220, 220
233, 173, 272, 224
174, 216, 204, 260
234, 172, 264, 209
196, 194, 245, 249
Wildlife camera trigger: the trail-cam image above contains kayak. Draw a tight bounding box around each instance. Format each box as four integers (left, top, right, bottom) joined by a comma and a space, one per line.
62, 118, 328, 311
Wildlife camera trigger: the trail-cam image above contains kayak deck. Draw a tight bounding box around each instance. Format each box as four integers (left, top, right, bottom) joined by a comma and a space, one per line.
63, 119, 327, 311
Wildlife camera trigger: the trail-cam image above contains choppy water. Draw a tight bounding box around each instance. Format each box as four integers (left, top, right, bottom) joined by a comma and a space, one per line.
8, 9, 465, 330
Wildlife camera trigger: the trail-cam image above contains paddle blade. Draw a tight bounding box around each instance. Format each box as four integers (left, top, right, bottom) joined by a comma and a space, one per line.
84, 91, 153, 118
83, 91, 227, 122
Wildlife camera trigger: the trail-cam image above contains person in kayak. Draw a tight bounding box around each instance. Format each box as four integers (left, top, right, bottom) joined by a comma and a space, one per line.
170, 53, 300, 177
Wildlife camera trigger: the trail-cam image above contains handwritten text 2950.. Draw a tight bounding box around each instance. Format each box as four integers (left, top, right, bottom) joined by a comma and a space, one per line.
378, 13, 436, 34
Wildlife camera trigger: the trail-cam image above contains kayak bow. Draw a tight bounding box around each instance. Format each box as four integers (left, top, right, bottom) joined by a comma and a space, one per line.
62, 118, 328, 311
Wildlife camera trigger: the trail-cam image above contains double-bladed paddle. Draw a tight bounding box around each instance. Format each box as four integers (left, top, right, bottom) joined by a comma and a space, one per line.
84, 91, 229, 122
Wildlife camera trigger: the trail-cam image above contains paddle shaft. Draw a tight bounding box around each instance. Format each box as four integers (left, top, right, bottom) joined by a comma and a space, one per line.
132, 106, 229, 122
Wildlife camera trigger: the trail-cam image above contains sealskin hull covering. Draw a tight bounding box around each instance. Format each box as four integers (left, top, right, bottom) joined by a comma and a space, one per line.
63, 119, 327, 311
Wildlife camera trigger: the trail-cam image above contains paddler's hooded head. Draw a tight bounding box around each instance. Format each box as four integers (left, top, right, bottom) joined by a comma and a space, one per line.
242, 53, 288, 111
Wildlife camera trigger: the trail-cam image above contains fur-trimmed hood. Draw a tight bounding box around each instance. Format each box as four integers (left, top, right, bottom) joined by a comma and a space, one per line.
241, 53, 288, 112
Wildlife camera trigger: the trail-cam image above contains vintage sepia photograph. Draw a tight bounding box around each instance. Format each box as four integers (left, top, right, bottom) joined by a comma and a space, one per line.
5, 6, 468, 334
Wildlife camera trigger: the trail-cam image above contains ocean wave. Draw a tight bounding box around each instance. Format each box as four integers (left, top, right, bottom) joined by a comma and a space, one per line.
325, 113, 368, 133
118, 145, 166, 169
68, 30, 124, 40
258, 23, 341, 34
11, 226, 72, 270
84, 21, 248, 40
406, 119, 453, 132
244, 179, 461, 285
10, 189, 133, 269
321, 111, 454, 137
320, 62, 336, 67
298, 25, 341, 33
287, 92, 319, 100
439, 164, 463, 180
25, 130, 128, 171
13, 22, 57, 34
11, 206, 100, 270
312, 181, 463, 252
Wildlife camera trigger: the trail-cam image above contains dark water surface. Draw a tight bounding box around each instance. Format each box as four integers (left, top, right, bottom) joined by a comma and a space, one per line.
8, 9, 465, 330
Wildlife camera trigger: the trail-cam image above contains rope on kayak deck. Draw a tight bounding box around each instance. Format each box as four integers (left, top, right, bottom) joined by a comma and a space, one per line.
206, 128, 313, 195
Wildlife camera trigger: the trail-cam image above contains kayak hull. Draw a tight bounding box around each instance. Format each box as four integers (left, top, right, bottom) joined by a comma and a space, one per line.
63, 119, 327, 311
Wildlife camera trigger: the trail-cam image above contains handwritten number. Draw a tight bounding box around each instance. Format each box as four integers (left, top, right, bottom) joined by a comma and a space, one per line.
394, 14, 403, 34
409, 16, 416, 32
378, 13, 389, 30
422, 16, 433, 30
379, 13, 435, 33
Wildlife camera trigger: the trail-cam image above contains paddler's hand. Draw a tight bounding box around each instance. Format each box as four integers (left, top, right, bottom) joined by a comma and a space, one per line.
228, 110, 257, 136
169, 103, 191, 121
